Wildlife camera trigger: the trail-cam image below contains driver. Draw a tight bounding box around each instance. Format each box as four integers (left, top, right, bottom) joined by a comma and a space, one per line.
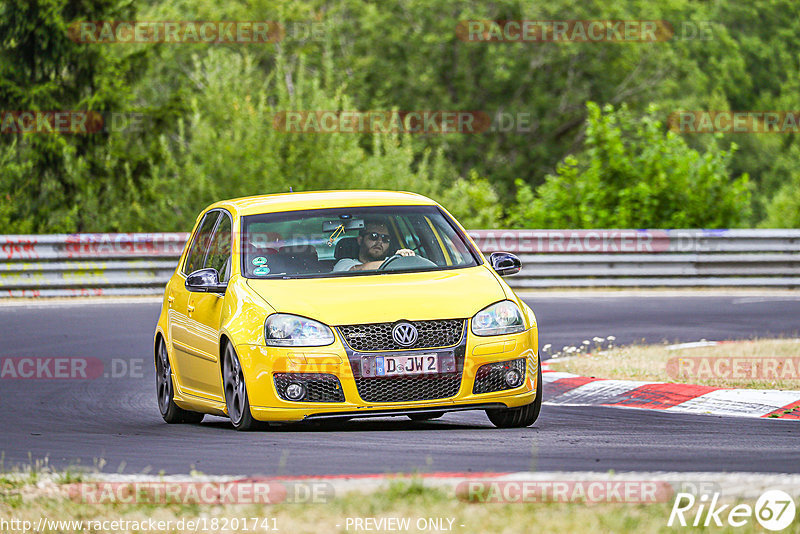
333, 219, 415, 272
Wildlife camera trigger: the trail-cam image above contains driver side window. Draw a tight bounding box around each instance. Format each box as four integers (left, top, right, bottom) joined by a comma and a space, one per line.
205, 214, 233, 282
183, 212, 220, 275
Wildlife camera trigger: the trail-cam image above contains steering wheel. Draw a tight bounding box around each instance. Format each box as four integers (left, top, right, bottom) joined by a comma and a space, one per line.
378, 254, 437, 271
378, 254, 403, 271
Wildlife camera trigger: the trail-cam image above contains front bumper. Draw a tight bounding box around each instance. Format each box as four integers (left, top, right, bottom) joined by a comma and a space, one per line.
236, 327, 538, 422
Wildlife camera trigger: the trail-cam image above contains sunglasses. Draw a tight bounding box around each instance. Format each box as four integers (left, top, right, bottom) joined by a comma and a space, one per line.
362, 231, 391, 243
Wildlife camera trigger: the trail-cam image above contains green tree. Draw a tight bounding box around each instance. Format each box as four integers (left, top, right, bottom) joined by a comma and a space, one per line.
5, 0, 800, 231
140, 47, 502, 231
507, 102, 751, 228
760, 144, 800, 227
761, 176, 800, 227
0, 0, 144, 232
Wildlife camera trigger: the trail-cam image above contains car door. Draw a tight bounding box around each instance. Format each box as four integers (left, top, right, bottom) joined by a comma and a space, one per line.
169, 210, 221, 397
182, 211, 233, 400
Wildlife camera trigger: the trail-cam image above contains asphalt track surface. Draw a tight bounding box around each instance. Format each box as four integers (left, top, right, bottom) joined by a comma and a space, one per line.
1, 295, 799, 476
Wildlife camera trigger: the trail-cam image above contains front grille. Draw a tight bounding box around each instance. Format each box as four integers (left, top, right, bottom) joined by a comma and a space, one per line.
355, 374, 462, 403
338, 319, 465, 352
472, 358, 526, 394
273, 373, 345, 402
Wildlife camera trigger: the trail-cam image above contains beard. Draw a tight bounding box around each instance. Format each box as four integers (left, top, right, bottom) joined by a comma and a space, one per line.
364, 244, 387, 262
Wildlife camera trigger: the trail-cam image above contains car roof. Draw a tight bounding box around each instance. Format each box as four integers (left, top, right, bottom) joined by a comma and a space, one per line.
206, 190, 438, 217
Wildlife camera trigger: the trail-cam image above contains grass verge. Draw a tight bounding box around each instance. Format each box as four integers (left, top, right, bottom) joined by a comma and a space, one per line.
547, 338, 800, 390
2, 477, 797, 533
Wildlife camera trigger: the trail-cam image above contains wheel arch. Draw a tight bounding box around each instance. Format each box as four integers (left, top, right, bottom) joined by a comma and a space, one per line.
154, 329, 166, 368
219, 333, 232, 378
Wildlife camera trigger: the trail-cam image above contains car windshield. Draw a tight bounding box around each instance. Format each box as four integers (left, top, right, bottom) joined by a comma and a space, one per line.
240, 205, 480, 278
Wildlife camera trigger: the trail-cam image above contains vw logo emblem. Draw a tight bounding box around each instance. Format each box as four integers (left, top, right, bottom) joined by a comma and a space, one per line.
392, 322, 418, 347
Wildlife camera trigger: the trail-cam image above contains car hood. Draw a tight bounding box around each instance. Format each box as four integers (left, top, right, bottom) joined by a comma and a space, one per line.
246, 266, 505, 325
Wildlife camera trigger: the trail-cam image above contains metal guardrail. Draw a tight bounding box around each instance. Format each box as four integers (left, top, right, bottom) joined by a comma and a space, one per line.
1, 229, 799, 297
469, 229, 800, 288
0, 233, 187, 297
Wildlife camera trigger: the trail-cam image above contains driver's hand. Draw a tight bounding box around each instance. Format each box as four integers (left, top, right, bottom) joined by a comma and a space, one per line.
396, 248, 416, 257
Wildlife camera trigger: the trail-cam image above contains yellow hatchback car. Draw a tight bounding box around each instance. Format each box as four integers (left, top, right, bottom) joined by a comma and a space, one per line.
153, 191, 540, 430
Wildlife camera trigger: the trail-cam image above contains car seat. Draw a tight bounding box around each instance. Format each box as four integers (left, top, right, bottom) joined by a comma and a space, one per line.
334, 237, 360, 260
279, 245, 321, 274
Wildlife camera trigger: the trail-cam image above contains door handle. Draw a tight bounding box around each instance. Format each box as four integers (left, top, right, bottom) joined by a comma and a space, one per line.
187, 304, 195, 316
167, 295, 175, 308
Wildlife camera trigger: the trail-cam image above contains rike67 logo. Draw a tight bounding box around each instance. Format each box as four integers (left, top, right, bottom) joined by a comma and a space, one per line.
669, 490, 796, 531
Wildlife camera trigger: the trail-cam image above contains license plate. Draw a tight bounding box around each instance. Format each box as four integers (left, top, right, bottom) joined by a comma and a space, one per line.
378, 353, 438, 376
358, 352, 456, 377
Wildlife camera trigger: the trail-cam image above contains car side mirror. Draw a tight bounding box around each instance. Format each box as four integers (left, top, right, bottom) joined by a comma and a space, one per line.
185, 268, 227, 293
489, 252, 521, 276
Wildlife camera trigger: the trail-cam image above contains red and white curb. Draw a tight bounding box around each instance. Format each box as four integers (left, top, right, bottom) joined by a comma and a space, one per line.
541, 363, 800, 419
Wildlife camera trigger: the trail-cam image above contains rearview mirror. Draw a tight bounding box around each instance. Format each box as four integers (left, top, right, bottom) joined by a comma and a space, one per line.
489, 252, 521, 276
185, 268, 227, 293
322, 219, 365, 232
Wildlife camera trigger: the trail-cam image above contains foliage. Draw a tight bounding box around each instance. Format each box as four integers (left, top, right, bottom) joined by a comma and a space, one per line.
507, 103, 751, 228
1, 0, 799, 231
135, 47, 502, 231
0, 0, 146, 232
761, 162, 800, 228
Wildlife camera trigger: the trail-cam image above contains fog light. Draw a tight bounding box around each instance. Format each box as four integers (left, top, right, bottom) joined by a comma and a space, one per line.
285, 382, 306, 401
504, 369, 522, 388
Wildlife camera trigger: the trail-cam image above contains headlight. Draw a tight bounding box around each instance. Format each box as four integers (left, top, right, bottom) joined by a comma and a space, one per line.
264, 314, 335, 347
471, 301, 525, 336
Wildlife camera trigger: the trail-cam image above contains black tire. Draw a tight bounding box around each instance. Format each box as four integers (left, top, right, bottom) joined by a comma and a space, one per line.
486, 363, 542, 428
407, 412, 444, 421
223, 343, 264, 431
155, 339, 204, 424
